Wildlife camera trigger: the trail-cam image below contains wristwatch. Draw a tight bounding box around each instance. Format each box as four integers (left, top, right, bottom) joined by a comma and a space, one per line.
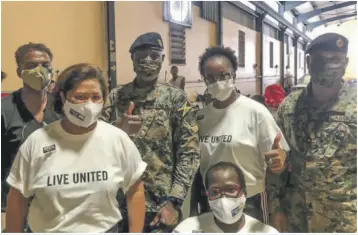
168, 197, 184, 222
168, 197, 184, 211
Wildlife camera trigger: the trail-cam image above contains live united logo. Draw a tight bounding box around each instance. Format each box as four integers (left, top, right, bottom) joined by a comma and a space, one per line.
69, 108, 85, 121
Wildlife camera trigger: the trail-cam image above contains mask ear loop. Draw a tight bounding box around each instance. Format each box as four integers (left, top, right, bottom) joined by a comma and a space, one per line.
21, 120, 45, 142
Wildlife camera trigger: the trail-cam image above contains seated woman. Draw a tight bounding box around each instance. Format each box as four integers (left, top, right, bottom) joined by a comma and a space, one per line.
175, 162, 278, 233
5, 63, 147, 233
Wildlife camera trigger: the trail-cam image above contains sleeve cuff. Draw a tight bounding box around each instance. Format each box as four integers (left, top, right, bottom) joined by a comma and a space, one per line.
6, 174, 31, 198
170, 184, 186, 201
123, 161, 147, 194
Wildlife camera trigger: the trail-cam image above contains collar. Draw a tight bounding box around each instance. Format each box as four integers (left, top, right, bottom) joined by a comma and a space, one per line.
118, 80, 159, 102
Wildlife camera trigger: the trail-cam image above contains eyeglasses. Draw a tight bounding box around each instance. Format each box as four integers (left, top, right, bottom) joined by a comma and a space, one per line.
205, 184, 242, 200
204, 72, 232, 85
133, 49, 163, 61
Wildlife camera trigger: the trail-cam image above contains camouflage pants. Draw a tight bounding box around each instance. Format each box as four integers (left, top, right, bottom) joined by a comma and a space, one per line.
282, 187, 357, 233
117, 212, 178, 233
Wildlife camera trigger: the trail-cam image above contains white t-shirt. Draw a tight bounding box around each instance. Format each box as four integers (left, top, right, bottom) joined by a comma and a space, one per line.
174, 212, 279, 233
7, 120, 147, 233
197, 95, 289, 197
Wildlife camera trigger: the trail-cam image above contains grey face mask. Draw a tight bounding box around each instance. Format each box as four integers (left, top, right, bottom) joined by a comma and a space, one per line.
310, 57, 346, 87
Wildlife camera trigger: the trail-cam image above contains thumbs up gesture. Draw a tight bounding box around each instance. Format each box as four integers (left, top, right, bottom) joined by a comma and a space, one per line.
264, 133, 286, 174
115, 101, 142, 135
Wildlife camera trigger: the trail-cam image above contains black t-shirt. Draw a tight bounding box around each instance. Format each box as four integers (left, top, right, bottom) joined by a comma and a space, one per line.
1, 89, 60, 209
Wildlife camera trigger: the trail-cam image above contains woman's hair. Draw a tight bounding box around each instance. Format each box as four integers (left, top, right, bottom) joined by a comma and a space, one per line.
198, 46, 238, 76
205, 161, 247, 196
53, 63, 108, 114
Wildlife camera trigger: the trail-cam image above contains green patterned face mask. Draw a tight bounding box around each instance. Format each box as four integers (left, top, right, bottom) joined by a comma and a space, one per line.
21, 66, 51, 91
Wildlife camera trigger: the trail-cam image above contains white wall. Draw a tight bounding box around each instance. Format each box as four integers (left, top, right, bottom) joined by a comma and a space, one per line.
223, 18, 257, 95
263, 35, 280, 88
297, 48, 305, 79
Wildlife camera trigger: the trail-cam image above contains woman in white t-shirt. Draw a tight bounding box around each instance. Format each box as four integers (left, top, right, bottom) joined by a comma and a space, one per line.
176, 162, 278, 233
190, 46, 290, 225
6, 63, 147, 233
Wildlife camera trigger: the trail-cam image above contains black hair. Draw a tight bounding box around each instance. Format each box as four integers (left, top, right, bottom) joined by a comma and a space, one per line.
251, 95, 268, 108
15, 42, 53, 66
53, 63, 108, 114
205, 162, 247, 195
199, 46, 238, 76
171, 65, 178, 70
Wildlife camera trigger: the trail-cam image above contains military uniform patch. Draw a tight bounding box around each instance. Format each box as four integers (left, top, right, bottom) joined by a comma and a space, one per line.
336, 38, 344, 48
158, 39, 163, 48
177, 101, 192, 118
192, 230, 204, 233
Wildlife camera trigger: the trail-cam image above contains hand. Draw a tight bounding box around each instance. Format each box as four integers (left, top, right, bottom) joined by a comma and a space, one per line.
115, 101, 141, 135
150, 201, 179, 227
264, 133, 286, 174
270, 212, 288, 232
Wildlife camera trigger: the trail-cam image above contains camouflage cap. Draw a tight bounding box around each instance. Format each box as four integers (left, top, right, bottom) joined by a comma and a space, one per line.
129, 32, 164, 53
306, 33, 348, 55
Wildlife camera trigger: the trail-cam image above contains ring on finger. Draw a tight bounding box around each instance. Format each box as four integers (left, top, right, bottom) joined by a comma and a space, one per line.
268, 158, 273, 165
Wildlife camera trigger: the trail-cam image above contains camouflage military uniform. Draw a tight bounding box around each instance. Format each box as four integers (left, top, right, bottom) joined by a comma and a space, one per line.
102, 81, 200, 232
273, 82, 357, 233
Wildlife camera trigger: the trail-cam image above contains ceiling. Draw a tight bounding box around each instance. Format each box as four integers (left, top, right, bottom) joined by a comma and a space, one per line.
282, 1, 357, 31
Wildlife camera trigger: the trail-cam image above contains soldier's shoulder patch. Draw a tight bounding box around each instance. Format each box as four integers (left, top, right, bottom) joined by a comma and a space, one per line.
192, 230, 204, 233
177, 101, 193, 118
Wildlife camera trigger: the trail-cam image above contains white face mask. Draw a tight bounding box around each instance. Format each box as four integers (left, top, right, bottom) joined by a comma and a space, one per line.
209, 195, 246, 224
207, 79, 235, 101
63, 100, 103, 128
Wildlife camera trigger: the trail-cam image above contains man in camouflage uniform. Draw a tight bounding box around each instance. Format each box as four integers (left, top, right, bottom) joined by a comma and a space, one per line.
269, 33, 357, 233
102, 32, 200, 232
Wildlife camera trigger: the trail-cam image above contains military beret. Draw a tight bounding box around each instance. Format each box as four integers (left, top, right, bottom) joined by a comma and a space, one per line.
129, 32, 164, 53
306, 33, 348, 55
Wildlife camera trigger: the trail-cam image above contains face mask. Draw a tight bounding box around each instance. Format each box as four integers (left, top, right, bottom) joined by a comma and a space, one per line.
63, 100, 103, 128
207, 79, 235, 101
310, 58, 346, 87
209, 195, 246, 224
134, 59, 162, 82
21, 66, 51, 91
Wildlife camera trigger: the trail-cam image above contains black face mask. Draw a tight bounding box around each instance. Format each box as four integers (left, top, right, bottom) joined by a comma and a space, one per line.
310, 56, 346, 87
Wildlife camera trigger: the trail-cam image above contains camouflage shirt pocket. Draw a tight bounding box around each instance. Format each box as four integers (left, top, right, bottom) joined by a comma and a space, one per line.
322, 122, 350, 158
139, 109, 171, 140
